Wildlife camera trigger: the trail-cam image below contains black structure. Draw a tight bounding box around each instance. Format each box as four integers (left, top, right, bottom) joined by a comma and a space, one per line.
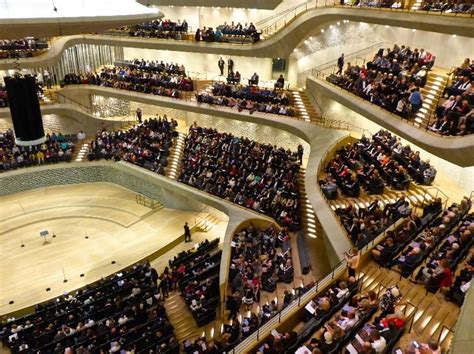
5, 75, 45, 146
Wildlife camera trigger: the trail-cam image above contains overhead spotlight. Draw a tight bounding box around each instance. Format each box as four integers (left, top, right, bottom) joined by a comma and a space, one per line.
452, 34, 457, 38
385, 25, 389, 28
412, 29, 416, 32
321, 29, 325, 33
337, 21, 340, 25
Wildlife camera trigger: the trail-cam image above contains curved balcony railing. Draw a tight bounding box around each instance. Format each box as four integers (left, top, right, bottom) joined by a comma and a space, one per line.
308, 68, 474, 138
257, 0, 473, 39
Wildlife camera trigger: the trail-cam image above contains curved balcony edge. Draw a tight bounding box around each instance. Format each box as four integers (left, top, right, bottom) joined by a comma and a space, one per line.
307, 76, 474, 168
1, 7, 473, 70
0, 13, 163, 39
137, 0, 283, 10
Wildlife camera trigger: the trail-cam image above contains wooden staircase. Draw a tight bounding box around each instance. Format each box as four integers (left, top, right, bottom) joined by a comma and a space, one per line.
298, 167, 319, 239
416, 71, 448, 128
194, 213, 220, 232
73, 142, 89, 162
167, 132, 186, 180
165, 292, 200, 342
194, 79, 214, 92
409, 0, 423, 10
291, 88, 321, 124
360, 260, 459, 352
327, 184, 434, 212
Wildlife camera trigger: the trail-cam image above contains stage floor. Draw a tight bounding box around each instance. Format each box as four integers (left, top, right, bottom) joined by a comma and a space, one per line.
0, 183, 203, 315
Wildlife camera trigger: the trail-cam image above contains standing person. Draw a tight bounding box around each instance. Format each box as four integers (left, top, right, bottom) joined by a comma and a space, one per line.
184, 222, 191, 242
409, 88, 423, 117
274, 74, 285, 89
160, 274, 169, 298
218, 57, 225, 76
345, 247, 360, 277
297, 144, 304, 165
227, 292, 241, 321
337, 54, 345, 75
227, 58, 234, 75
135, 107, 142, 123
43, 70, 52, 89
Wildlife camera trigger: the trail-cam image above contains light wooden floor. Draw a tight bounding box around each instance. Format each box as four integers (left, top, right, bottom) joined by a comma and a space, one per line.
0, 183, 206, 316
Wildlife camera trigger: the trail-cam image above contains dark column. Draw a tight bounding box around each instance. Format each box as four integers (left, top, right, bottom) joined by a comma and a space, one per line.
5, 75, 45, 146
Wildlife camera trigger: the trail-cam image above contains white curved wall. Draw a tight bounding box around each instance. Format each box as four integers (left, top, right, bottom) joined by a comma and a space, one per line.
158, 0, 308, 30
0, 0, 157, 18
288, 21, 474, 84
122, 48, 274, 81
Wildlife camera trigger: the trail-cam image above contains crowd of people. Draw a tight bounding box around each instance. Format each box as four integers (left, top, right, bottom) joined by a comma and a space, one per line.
338, 196, 412, 248
127, 19, 189, 40
414, 213, 473, 291
212, 82, 290, 106
170, 239, 222, 327
0, 38, 49, 59
0, 130, 74, 172
86, 116, 178, 175
196, 84, 295, 117
123, 19, 261, 43
347, 0, 474, 13
329, 44, 436, 119
321, 129, 437, 201
118, 59, 187, 76
178, 124, 302, 229
227, 225, 294, 324
63, 64, 193, 99
394, 202, 472, 277
195, 22, 260, 43
446, 250, 473, 305
419, 1, 474, 13
1, 262, 179, 353
430, 58, 473, 136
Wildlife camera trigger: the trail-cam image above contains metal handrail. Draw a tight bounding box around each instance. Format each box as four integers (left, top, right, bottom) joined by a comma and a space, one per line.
437, 324, 455, 344
229, 257, 347, 353
297, 41, 385, 83
310, 72, 474, 138
56, 91, 93, 114
258, 1, 472, 40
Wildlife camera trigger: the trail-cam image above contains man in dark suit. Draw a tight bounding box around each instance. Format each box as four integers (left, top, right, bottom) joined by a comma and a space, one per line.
227, 58, 234, 75
337, 53, 344, 75
184, 222, 191, 242
218, 57, 225, 76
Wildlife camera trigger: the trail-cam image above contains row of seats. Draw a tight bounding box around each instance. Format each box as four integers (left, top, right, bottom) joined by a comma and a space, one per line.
1, 262, 179, 354
86, 117, 178, 175
171, 239, 222, 327
178, 124, 301, 229
0, 130, 75, 172
394, 200, 471, 278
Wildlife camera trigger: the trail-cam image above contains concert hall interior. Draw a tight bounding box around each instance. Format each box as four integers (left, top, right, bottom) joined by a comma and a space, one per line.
0, 1, 473, 354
